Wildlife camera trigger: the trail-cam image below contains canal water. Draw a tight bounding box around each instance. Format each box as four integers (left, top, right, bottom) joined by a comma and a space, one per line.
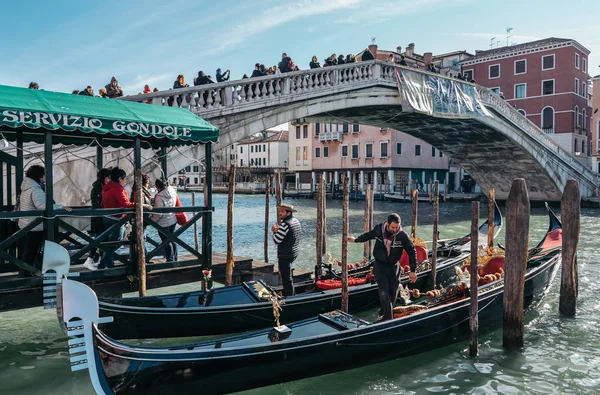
0, 193, 598, 394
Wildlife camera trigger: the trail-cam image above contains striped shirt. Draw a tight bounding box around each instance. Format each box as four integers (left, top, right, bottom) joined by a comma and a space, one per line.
272, 214, 301, 259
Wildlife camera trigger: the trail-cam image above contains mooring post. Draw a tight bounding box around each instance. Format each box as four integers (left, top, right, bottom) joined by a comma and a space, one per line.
134, 169, 147, 297
225, 164, 236, 286
410, 179, 414, 201
316, 174, 323, 268
443, 178, 447, 203
192, 192, 199, 252
275, 171, 282, 223
431, 180, 439, 288
488, 188, 495, 247
341, 174, 349, 313
264, 176, 270, 263
503, 178, 530, 349
322, 175, 327, 255
469, 201, 480, 356
363, 185, 371, 260
411, 189, 418, 239
559, 180, 580, 316
429, 179, 433, 204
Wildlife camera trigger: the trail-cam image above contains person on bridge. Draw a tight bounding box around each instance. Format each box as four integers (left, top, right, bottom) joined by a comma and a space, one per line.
216, 68, 230, 82
309, 56, 321, 69
105, 76, 123, 98
271, 203, 302, 297
348, 213, 417, 321
278, 53, 294, 73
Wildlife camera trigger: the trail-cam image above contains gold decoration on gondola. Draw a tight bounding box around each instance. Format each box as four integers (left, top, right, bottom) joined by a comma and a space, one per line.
256, 283, 284, 327
411, 236, 427, 249
461, 245, 505, 272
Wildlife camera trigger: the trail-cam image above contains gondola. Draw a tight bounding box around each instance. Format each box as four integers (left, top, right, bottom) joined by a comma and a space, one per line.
43, 204, 502, 339
56, 204, 559, 395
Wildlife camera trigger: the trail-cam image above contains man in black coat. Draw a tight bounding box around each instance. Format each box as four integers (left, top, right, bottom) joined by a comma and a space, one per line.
348, 213, 417, 321
271, 203, 302, 296
278, 53, 293, 73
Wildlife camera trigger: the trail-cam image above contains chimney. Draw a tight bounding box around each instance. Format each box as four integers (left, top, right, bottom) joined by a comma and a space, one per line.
396, 46, 402, 54
406, 43, 415, 57
424, 52, 433, 65
368, 44, 378, 57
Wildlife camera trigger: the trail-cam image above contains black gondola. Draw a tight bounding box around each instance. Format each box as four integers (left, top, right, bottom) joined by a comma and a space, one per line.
43, 204, 503, 339
56, 205, 560, 395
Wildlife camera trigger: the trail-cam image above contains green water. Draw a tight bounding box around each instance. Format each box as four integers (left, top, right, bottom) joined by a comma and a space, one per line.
0, 194, 598, 394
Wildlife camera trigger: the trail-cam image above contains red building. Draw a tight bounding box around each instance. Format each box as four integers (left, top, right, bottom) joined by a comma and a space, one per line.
460, 38, 592, 157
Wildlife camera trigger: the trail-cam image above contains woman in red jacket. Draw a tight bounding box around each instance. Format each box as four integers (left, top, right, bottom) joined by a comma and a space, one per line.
98, 167, 151, 269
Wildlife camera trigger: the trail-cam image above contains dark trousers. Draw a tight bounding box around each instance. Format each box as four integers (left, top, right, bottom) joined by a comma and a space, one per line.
159, 224, 178, 262
278, 256, 296, 297
21, 231, 45, 276
373, 260, 400, 321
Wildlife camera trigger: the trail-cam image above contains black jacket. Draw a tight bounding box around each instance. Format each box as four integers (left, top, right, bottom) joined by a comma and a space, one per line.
309, 61, 321, 69
272, 214, 301, 259
355, 223, 417, 270
279, 57, 293, 73
90, 180, 104, 234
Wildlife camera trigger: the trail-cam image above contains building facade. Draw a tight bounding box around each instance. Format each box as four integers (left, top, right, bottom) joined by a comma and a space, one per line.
460, 38, 592, 159
591, 75, 600, 173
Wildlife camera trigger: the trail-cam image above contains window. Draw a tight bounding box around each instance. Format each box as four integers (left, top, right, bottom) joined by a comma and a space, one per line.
515, 83, 526, 99
541, 107, 554, 133
581, 140, 585, 155
323, 147, 329, 158
186, 177, 190, 184
352, 123, 360, 133
490, 87, 500, 95
415, 144, 421, 156
582, 108, 587, 130
240, 146, 243, 154
431, 146, 436, 157
303, 146, 308, 161
194, 177, 198, 184
296, 147, 300, 161
380, 142, 388, 158
263, 158, 266, 166
396, 142, 402, 155
193, 165, 199, 173
185, 166, 191, 172
542, 54, 555, 70
295, 126, 301, 139
315, 147, 321, 158
365, 143, 373, 158
575, 53, 580, 69
463, 69, 473, 81
439, 151, 443, 158
341, 145, 348, 157
251, 146, 254, 153
315, 123, 320, 135
240, 159, 243, 166
574, 106, 580, 129
342, 123, 349, 133
514, 60, 526, 75
351, 144, 359, 159
542, 80, 554, 95
575, 78, 579, 94
582, 82, 587, 98
583, 58, 587, 72
263, 144, 266, 151
517, 109, 526, 116
488, 64, 500, 79
303, 125, 308, 139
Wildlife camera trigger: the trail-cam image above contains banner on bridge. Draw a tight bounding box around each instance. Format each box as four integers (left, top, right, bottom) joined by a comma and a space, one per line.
396, 69, 490, 118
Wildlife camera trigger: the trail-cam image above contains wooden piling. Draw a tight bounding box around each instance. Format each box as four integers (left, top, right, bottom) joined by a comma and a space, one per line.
559, 180, 580, 316
192, 192, 199, 252
321, 175, 327, 255
411, 189, 418, 239
443, 178, 447, 202
487, 188, 495, 247
410, 179, 414, 201
431, 180, 439, 288
275, 171, 282, 223
134, 169, 146, 297
316, 174, 324, 267
264, 176, 270, 263
503, 178, 529, 349
363, 185, 371, 260
225, 164, 236, 286
341, 175, 349, 313
429, 179, 433, 203
469, 201, 480, 356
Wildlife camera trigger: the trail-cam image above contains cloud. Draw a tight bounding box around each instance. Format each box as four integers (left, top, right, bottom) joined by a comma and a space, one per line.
120, 73, 173, 94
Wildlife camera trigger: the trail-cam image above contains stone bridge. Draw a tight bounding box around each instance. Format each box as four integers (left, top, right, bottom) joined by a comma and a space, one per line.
118, 60, 598, 201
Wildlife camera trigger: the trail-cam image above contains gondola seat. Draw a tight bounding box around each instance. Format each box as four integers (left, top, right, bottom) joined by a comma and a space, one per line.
315, 275, 372, 290
399, 244, 428, 270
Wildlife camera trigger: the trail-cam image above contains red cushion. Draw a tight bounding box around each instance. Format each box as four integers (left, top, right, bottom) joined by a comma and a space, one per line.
479, 256, 505, 276
399, 245, 428, 267
315, 277, 369, 290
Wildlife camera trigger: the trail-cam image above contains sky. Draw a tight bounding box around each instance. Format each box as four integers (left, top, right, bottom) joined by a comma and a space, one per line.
1, 0, 599, 94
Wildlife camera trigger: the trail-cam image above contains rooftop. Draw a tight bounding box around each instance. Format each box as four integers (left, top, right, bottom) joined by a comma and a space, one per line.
470, 37, 587, 59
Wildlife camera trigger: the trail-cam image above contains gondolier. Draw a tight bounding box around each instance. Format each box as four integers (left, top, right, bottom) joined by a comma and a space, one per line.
348, 213, 417, 321
272, 203, 301, 297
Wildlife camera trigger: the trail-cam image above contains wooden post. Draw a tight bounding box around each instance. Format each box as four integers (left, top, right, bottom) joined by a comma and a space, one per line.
341, 175, 349, 312
443, 178, 447, 202
134, 169, 147, 297
487, 188, 495, 247
469, 201, 480, 356
225, 164, 236, 286
363, 185, 371, 260
409, 179, 414, 201
275, 171, 282, 223
368, 184, 374, 255
316, 174, 323, 267
429, 179, 433, 203
264, 176, 270, 263
559, 180, 580, 316
322, 175, 327, 255
192, 192, 199, 252
503, 178, 530, 349
411, 189, 418, 239
431, 180, 439, 288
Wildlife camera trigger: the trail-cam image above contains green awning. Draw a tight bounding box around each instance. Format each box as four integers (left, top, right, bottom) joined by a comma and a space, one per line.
0, 84, 219, 148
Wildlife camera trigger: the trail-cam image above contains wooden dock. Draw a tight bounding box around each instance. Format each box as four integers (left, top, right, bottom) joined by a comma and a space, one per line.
0, 253, 313, 312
